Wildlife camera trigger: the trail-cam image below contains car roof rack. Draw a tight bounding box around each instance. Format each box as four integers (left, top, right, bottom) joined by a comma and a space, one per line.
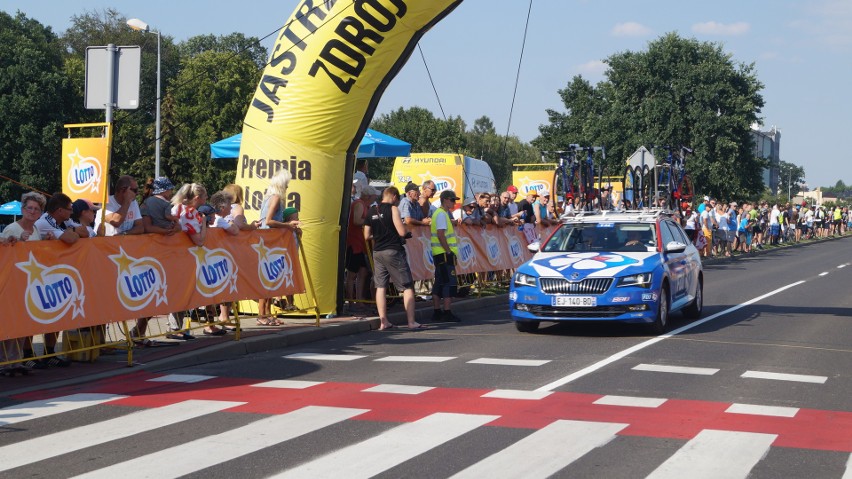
559, 207, 674, 222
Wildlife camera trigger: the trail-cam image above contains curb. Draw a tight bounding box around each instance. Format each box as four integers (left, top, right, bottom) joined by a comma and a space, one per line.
1, 294, 508, 397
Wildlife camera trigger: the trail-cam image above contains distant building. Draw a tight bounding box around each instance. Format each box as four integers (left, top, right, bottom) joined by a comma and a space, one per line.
751, 126, 780, 194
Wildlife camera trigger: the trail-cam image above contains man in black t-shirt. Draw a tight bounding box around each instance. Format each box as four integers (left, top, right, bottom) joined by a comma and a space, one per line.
364, 186, 425, 331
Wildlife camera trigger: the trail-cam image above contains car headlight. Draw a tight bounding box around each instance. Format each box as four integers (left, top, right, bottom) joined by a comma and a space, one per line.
514, 272, 537, 288
617, 272, 653, 288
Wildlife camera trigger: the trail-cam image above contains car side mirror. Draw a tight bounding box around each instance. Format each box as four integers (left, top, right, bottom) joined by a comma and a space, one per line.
665, 241, 687, 253
527, 242, 540, 253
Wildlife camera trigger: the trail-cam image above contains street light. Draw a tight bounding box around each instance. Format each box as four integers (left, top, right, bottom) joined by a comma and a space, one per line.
127, 18, 161, 178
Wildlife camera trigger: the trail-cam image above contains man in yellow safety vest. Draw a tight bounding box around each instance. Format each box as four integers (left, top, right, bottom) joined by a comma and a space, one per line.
430, 189, 461, 322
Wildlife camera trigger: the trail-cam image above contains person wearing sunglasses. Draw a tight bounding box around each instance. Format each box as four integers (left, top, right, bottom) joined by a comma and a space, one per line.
103, 175, 144, 236
34, 192, 82, 244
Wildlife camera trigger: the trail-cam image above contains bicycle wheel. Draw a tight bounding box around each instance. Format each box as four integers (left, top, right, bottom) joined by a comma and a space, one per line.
552, 168, 572, 210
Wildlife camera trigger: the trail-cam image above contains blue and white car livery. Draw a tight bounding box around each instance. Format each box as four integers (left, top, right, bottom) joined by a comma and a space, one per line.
510, 210, 703, 333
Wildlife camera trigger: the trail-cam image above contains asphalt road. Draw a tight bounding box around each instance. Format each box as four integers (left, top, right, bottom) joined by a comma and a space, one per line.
2, 237, 851, 478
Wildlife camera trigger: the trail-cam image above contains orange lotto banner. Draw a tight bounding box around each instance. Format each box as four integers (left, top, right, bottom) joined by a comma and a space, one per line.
402, 224, 559, 280
61, 136, 110, 203
0, 230, 304, 341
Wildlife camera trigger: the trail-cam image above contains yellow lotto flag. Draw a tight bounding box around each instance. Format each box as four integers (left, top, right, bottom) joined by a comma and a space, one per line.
61, 137, 110, 203
237, 0, 462, 314
512, 170, 554, 200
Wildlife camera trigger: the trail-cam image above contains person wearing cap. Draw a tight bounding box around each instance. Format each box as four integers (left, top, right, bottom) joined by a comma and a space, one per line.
505, 185, 520, 218
399, 181, 430, 227
141, 176, 180, 236
68, 198, 100, 237
454, 195, 486, 226
533, 190, 555, 227
429, 190, 461, 323
517, 190, 538, 244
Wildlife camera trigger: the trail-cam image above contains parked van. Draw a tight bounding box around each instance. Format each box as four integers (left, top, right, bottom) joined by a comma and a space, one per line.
390, 153, 495, 205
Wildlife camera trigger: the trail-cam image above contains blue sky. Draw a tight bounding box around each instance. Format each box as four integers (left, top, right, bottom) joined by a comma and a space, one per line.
5, 0, 850, 189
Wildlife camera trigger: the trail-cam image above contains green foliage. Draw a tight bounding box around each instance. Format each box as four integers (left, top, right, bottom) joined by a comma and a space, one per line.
778, 160, 806, 199
177, 33, 268, 70
0, 11, 75, 201
369, 107, 469, 181
534, 33, 766, 201
160, 49, 261, 190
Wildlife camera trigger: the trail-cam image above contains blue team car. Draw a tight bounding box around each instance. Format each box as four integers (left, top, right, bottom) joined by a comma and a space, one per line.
510, 210, 703, 334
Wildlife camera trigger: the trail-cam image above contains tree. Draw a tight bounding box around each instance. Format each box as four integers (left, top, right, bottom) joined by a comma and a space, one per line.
0, 11, 75, 201
534, 33, 766, 201
177, 33, 268, 70
160, 49, 262, 189
369, 107, 468, 181
778, 161, 806, 200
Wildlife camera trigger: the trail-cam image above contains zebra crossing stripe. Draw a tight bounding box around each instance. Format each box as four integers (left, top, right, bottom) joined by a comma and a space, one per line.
0, 399, 243, 472
270, 413, 500, 479
0, 393, 125, 427
70, 406, 367, 479
843, 453, 852, 479
646, 429, 776, 479
450, 420, 627, 478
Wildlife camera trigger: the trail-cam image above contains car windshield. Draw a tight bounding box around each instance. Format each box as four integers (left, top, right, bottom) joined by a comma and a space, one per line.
542, 222, 656, 252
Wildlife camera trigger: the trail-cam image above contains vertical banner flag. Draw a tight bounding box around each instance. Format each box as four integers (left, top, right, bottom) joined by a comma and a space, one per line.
62, 137, 109, 203
236, 0, 462, 314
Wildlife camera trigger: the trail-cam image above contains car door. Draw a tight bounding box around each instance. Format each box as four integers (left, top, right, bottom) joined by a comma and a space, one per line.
659, 219, 689, 306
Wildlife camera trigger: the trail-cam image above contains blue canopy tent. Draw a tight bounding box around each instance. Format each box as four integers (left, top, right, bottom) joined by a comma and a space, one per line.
0, 200, 22, 216
210, 128, 411, 159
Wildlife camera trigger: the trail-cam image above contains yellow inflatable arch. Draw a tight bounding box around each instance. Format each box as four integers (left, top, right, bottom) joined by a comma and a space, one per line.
236, 0, 462, 314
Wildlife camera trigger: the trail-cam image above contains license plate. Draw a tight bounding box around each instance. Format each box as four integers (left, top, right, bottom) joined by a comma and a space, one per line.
551, 296, 596, 307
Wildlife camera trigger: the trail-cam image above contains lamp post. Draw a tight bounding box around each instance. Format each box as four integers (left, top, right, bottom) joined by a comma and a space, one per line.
127, 18, 161, 178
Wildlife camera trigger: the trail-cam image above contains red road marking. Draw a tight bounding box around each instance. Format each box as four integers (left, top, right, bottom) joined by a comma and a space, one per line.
12, 372, 852, 452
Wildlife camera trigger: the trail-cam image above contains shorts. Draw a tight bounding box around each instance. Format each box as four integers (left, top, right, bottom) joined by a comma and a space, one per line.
345, 248, 368, 273
373, 249, 414, 290
770, 224, 780, 236
432, 252, 458, 299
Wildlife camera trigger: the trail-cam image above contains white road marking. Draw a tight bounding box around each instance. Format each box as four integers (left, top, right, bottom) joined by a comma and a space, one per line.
633, 363, 719, 375
481, 389, 552, 400
842, 453, 852, 479
741, 370, 828, 384
285, 353, 366, 361
270, 413, 499, 479
819, 272, 829, 276
837, 264, 847, 269
594, 395, 667, 408
646, 429, 776, 479
363, 384, 434, 395
0, 400, 243, 472
72, 406, 367, 479
467, 358, 550, 367
146, 374, 215, 383
535, 281, 807, 392
725, 403, 799, 418
450, 420, 627, 478
0, 393, 125, 427
374, 355, 455, 362
251, 380, 324, 389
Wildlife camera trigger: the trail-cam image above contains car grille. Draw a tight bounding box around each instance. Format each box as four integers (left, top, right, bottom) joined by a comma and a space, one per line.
526, 305, 629, 318
539, 278, 613, 295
